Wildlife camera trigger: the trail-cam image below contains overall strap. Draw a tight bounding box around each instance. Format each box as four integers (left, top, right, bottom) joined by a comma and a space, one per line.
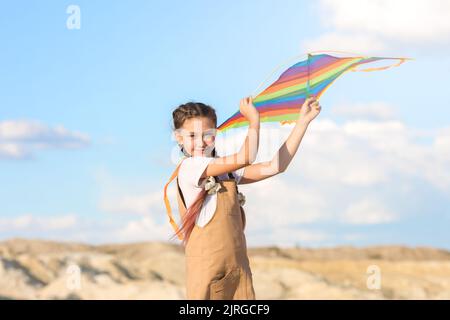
163, 157, 187, 240
227, 172, 240, 193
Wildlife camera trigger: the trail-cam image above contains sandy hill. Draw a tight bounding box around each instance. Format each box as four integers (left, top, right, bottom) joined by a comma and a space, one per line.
1, 238, 449, 300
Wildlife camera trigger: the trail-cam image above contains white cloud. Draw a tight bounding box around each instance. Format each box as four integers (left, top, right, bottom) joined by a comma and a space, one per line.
99, 192, 164, 216
0, 143, 27, 159
297, 116, 450, 192
434, 127, 450, 160
116, 216, 174, 243
331, 102, 398, 121
341, 197, 397, 224
242, 178, 330, 230
0, 214, 78, 231
94, 163, 172, 218
248, 227, 330, 247
320, 0, 450, 43
93, 167, 177, 242
304, 0, 450, 53
0, 120, 90, 160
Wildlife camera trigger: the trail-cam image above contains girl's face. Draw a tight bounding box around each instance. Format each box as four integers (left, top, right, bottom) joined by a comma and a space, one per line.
175, 117, 217, 157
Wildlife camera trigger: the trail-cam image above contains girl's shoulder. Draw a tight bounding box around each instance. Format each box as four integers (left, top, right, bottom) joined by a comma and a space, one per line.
179, 156, 214, 173
179, 156, 214, 188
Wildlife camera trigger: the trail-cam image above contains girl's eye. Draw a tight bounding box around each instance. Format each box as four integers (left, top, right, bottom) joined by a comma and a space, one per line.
185, 130, 216, 140
203, 130, 217, 139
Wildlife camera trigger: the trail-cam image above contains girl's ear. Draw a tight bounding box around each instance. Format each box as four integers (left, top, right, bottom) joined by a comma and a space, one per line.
174, 130, 183, 145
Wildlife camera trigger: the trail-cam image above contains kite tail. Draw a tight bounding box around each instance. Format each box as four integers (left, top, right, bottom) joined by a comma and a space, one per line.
350, 57, 411, 72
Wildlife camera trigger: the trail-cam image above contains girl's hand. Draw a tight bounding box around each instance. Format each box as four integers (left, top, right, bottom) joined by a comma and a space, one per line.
298, 96, 321, 125
239, 96, 259, 123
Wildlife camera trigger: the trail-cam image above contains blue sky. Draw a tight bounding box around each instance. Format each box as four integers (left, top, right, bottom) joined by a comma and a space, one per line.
1, 0, 449, 249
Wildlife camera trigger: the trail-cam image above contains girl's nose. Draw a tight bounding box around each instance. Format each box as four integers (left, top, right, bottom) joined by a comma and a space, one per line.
193, 138, 205, 148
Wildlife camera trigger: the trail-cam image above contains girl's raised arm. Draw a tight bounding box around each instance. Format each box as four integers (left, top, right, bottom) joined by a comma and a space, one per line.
238, 97, 321, 184
202, 97, 260, 178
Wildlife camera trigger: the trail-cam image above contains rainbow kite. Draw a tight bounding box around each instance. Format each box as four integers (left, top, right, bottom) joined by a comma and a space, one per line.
217, 53, 409, 132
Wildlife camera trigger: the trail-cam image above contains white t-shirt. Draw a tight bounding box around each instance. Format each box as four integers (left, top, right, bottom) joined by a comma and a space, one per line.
177, 156, 245, 227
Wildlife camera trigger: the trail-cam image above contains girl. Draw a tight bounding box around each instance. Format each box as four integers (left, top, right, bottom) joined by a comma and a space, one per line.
165, 96, 321, 300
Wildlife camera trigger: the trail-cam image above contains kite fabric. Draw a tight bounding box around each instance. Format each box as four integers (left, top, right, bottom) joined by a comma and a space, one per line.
217, 53, 409, 133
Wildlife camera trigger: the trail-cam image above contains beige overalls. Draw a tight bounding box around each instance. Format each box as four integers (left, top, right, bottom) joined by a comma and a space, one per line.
176, 174, 256, 300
